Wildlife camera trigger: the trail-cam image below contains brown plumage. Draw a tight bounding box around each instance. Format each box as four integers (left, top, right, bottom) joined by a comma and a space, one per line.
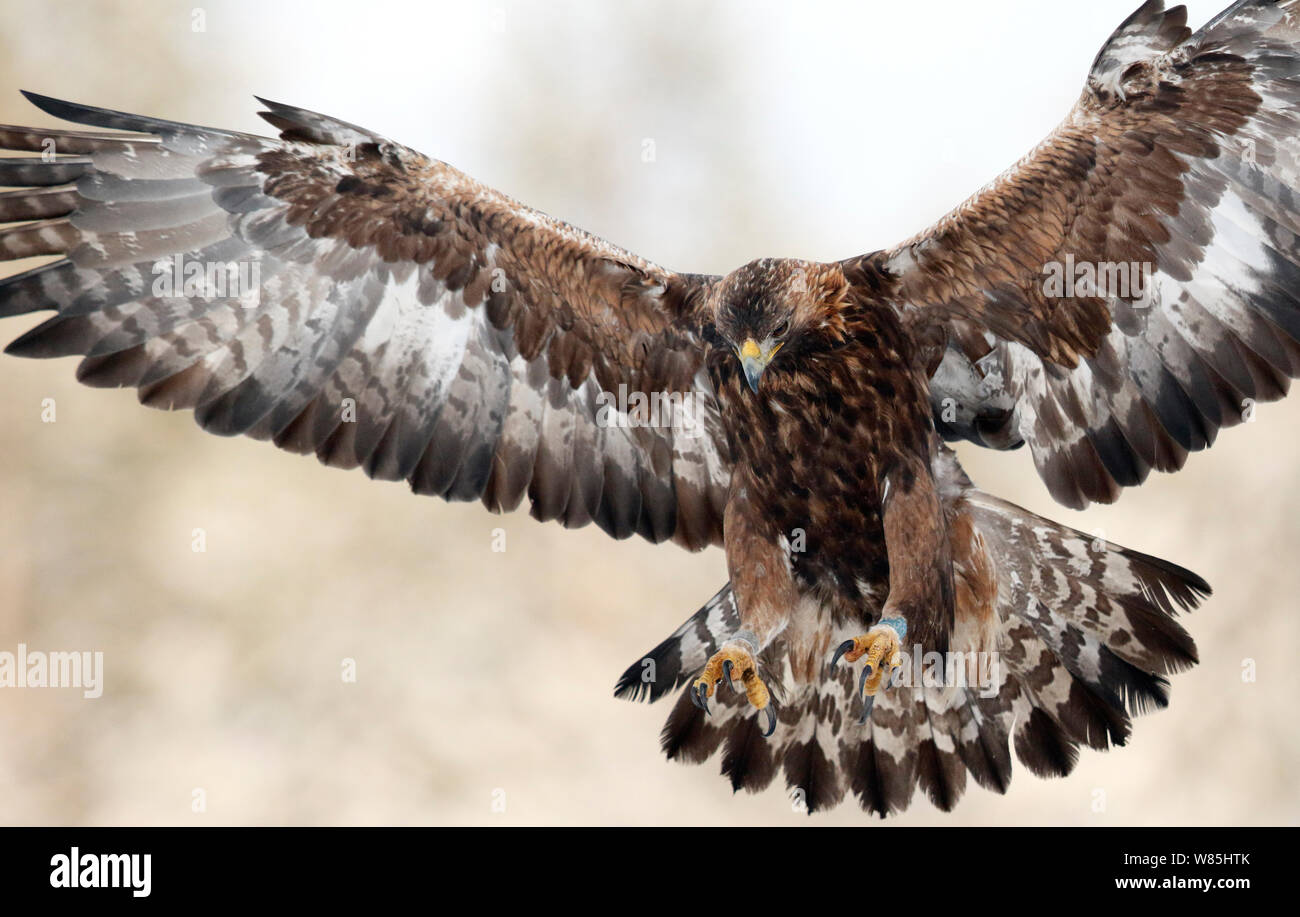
7, 0, 1300, 814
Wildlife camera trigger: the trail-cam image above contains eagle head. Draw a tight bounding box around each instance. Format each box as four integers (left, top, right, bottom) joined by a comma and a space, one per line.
710, 258, 850, 393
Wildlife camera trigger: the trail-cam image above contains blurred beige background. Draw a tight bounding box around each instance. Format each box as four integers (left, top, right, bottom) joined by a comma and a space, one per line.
0, 0, 1296, 826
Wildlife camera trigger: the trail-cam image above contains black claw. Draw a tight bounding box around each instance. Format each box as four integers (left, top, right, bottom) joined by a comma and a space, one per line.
857, 666, 869, 697
759, 707, 777, 738
830, 639, 855, 670
858, 693, 876, 725
692, 683, 711, 714
722, 659, 734, 688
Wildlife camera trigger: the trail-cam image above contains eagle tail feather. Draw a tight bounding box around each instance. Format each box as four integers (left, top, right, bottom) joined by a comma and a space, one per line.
612, 583, 739, 704
616, 472, 1209, 816
956, 487, 1209, 778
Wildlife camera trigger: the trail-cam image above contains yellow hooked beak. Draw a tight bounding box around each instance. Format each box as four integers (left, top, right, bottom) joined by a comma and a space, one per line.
737, 337, 783, 393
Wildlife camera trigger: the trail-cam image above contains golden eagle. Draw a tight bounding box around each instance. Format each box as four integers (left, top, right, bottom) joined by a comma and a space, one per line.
1, 0, 1294, 814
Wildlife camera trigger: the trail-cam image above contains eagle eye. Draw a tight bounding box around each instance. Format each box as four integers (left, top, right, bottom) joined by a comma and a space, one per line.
772, 319, 790, 339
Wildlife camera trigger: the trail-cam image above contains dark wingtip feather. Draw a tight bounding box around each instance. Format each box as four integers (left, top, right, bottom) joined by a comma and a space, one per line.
4, 315, 84, 358
19, 90, 73, 116
20, 90, 244, 139
21, 91, 155, 132
0, 261, 70, 320
251, 96, 384, 146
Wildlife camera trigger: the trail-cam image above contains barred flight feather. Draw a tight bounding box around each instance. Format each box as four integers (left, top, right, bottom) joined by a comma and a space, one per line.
0, 91, 729, 550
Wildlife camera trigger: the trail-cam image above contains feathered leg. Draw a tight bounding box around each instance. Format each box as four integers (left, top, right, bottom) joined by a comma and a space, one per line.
832, 450, 954, 721
692, 472, 798, 734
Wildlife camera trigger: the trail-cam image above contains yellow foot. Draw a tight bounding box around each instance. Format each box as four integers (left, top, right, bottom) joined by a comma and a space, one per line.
830, 617, 907, 723
690, 638, 776, 736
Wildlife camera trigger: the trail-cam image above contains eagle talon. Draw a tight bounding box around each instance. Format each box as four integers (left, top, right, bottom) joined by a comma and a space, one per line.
691, 641, 775, 737
857, 693, 876, 725
831, 619, 907, 722
692, 682, 712, 714
829, 638, 855, 671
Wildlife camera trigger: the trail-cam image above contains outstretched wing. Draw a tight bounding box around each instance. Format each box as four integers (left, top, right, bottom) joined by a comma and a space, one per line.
848, 0, 1300, 508
0, 93, 729, 549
